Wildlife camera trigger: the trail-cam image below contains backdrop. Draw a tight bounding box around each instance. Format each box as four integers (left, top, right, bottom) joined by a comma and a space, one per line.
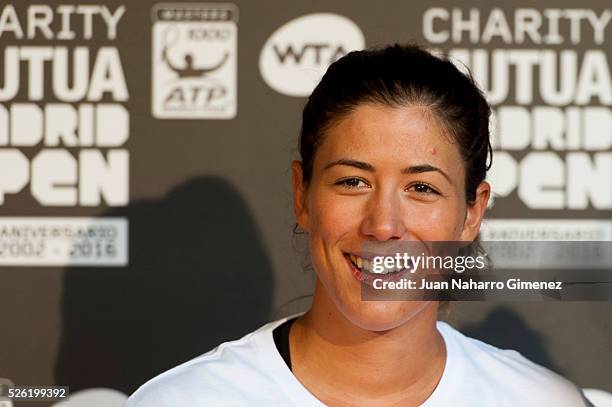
0, 1, 610, 406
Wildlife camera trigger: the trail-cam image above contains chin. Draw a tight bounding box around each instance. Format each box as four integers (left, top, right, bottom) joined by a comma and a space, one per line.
340, 298, 434, 332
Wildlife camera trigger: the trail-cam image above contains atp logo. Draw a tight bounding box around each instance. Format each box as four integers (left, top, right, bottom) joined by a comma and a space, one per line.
152, 3, 238, 119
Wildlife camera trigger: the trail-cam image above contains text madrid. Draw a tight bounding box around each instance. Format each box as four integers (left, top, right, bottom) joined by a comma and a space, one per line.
373, 278, 563, 291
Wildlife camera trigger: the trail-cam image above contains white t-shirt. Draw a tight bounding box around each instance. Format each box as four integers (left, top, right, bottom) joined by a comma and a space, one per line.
124, 316, 587, 406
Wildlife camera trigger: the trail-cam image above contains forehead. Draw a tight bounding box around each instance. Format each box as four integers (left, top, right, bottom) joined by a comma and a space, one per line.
318, 104, 463, 170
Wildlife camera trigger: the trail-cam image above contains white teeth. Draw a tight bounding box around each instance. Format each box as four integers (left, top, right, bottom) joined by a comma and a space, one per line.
348, 254, 400, 274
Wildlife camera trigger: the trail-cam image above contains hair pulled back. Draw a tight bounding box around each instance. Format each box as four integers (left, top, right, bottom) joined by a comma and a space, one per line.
299, 44, 492, 203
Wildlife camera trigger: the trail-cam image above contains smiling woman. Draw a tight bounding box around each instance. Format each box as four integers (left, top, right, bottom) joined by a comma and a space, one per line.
124, 44, 591, 406
293, 104, 481, 333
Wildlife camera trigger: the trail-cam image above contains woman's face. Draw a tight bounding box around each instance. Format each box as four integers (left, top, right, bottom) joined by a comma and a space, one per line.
292, 104, 490, 331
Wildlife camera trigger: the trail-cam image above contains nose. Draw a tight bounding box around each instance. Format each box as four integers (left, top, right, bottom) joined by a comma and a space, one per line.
360, 189, 407, 241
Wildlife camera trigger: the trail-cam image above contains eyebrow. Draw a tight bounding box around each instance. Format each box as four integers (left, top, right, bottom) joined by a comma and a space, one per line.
323, 159, 452, 183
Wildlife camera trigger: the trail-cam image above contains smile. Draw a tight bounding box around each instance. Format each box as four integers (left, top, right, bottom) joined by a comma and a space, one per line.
347, 253, 411, 275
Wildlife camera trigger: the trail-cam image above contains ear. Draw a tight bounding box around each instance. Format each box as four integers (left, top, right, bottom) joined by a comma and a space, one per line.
460, 181, 491, 241
291, 160, 310, 231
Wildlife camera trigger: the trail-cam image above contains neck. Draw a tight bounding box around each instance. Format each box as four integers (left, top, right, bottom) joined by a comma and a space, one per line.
290, 279, 446, 405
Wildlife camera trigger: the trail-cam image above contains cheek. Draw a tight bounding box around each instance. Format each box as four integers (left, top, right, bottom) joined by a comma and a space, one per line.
409, 200, 466, 239
308, 193, 362, 241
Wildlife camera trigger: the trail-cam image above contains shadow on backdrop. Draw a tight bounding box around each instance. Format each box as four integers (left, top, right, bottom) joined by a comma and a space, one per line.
55, 177, 275, 394
461, 307, 564, 375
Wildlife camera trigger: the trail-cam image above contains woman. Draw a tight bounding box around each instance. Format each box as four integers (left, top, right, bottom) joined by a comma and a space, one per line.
125, 44, 589, 406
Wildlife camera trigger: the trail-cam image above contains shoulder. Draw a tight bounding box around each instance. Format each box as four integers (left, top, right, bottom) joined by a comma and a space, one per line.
437, 321, 587, 406
124, 318, 286, 407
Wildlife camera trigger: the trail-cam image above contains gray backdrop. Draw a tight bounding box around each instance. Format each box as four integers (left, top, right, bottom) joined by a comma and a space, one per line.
0, 1, 610, 405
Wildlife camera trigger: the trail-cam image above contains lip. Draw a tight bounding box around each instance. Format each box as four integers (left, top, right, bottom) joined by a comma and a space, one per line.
344, 251, 399, 261
343, 253, 411, 286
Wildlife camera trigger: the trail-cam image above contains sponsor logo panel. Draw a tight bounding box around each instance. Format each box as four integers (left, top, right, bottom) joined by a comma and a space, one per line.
0, 217, 128, 266
422, 8, 612, 240
0, 4, 130, 266
152, 3, 238, 119
259, 13, 365, 97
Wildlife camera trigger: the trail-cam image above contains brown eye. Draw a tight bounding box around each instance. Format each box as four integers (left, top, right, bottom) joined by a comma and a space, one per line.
335, 178, 369, 189
408, 183, 439, 195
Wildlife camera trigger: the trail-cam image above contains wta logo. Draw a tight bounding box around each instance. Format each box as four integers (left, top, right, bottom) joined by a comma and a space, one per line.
259, 13, 365, 97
